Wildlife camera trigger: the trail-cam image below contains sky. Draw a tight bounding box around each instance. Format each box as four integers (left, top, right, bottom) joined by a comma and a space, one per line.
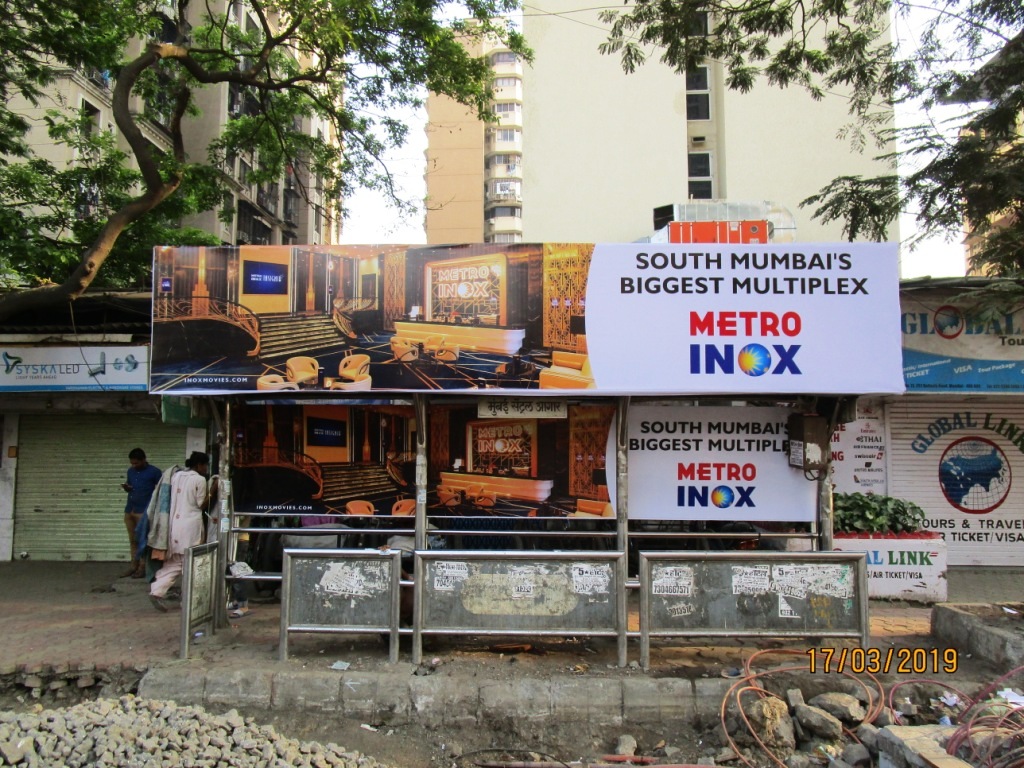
337, 3, 975, 280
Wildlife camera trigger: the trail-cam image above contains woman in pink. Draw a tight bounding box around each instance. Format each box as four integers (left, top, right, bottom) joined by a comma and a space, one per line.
149, 451, 209, 612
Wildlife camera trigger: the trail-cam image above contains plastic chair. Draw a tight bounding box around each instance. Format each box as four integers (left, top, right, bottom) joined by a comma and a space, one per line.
256, 375, 298, 391
338, 353, 371, 380
344, 500, 376, 516
285, 356, 319, 385
391, 498, 416, 516
463, 484, 485, 503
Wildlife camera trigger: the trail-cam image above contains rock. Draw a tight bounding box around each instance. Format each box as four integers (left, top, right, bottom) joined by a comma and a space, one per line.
855, 723, 879, 754
697, 758, 715, 766
842, 742, 871, 766
0, 737, 32, 765
784, 753, 813, 768
794, 704, 843, 741
615, 734, 638, 756
742, 696, 796, 749
808, 692, 868, 724
786, 689, 806, 710
873, 707, 897, 727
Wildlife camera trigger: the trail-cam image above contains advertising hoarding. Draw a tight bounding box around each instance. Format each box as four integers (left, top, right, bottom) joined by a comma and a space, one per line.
149, 243, 904, 396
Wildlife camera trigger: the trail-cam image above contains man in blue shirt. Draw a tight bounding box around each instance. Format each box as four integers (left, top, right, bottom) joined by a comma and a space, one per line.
122, 448, 162, 578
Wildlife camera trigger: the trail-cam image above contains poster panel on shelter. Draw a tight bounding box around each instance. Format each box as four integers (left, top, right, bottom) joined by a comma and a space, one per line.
229, 400, 618, 523
627, 404, 817, 522
149, 242, 903, 396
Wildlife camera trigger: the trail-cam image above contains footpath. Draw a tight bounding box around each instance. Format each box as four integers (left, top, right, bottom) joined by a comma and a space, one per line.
1, 561, 1021, 766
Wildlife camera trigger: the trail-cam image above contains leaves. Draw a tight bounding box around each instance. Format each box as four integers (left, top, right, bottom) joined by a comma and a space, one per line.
0, 0, 530, 316
833, 492, 927, 534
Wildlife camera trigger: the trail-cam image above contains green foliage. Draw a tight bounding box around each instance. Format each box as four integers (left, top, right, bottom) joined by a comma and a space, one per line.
598, 0, 1024, 276
0, 0, 529, 312
833, 492, 927, 534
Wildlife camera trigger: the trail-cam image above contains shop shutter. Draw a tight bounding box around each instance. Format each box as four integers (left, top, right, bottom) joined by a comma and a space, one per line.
886, 397, 1024, 567
13, 414, 190, 562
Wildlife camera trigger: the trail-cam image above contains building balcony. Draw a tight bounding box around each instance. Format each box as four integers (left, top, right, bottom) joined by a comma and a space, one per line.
486, 190, 522, 204
486, 163, 522, 181
485, 215, 523, 234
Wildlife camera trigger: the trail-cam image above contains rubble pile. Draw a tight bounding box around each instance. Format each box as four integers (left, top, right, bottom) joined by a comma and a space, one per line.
0, 696, 392, 768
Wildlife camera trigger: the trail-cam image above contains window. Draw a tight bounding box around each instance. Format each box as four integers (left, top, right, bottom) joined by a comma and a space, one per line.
493, 102, 518, 114
493, 76, 518, 88
686, 67, 710, 121
493, 128, 521, 143
486, 206, 521, 218
490, 232, 522, 244
688, 152, 713, 199
491, 154, 518, 167
490, 51, 519, 65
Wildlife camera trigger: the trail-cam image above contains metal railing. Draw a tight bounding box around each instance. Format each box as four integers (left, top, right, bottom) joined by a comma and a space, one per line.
154, 296, 261, 357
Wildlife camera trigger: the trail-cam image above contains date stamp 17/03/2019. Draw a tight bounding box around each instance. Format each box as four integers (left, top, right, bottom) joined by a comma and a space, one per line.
807, 647, 958, 675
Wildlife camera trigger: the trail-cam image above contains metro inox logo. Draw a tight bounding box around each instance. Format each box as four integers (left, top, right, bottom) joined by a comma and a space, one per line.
689, 343, 802, 375
689, 311, 802, 375
677, 484, 756, 508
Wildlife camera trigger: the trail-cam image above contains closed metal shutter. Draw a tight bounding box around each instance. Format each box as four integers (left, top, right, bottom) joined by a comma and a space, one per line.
886, 397, 1024, 567
14, 414, 190, 562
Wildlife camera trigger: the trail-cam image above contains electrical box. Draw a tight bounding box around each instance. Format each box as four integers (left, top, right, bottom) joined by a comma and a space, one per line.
787, 413, 830, 471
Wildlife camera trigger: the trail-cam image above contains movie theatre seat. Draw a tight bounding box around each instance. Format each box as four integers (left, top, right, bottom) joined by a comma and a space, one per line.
286, 356, 320, 385
391, 336, 419, 362
338, 353, 371, 380
256, 374, 299, 391
571, 499, 614, 518
539, 351, 596, 389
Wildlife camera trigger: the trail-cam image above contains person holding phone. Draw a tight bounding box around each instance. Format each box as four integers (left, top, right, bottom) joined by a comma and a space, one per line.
122, 448, 161, 578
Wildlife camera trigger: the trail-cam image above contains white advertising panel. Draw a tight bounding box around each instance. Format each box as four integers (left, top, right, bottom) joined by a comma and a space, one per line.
627, 404, 817, 522
586, 243, 904, 395
0, 345, 149, 391
829, 400, 888, 495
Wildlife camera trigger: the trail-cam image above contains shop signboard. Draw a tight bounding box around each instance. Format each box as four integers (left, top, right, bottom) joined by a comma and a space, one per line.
902, 288, 1024, 392
626, 404, 817, 522
888, 406, 1024, 566
833, 533, 947, 602
0, 345, 149, 391
149, 243, 903, 396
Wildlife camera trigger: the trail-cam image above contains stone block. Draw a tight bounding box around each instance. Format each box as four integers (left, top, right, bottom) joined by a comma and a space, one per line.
550, 678, 620, 724
205, 667, 273, 709
271, 670, 343, 711
622, 677, 693, 721
138, 665, 207, 705
408, 675, 478, 728
340, 672, 380, 718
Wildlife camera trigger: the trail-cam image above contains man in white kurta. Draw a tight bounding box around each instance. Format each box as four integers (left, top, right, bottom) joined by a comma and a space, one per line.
149, 453, 209, 611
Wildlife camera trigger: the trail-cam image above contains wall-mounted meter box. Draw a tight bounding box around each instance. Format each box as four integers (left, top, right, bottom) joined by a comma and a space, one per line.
787, 414, 830, 471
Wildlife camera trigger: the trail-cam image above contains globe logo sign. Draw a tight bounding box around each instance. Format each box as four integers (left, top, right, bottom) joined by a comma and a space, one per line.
938, 436, 1011, 514
933, 305, 965, 339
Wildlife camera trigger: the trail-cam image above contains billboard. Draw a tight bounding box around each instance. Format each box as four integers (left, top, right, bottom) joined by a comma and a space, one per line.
150, 242, 904, 395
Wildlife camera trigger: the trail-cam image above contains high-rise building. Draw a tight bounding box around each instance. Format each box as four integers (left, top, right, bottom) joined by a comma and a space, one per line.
424, 2, 899, 244
425, 36, 524, 245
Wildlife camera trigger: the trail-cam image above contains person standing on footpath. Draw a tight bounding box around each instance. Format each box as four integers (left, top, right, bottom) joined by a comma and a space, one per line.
148, 451, 210, 612
122, 448, 162, 578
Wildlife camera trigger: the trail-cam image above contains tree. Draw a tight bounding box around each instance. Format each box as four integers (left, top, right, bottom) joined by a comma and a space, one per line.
598, 0, 1024, 277
0, 0, 527, 319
